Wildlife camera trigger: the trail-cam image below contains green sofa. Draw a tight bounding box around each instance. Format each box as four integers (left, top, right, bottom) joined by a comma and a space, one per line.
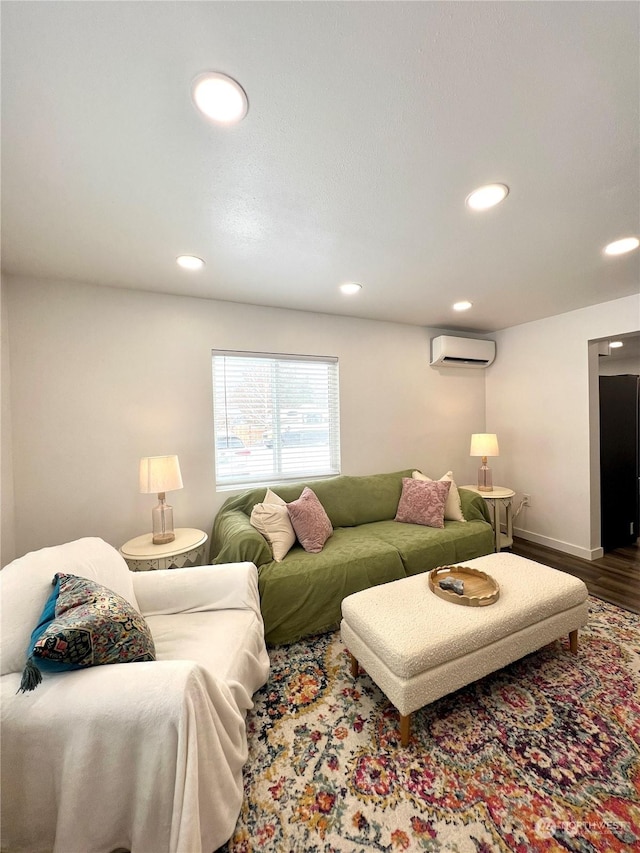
211, 469, 494, 645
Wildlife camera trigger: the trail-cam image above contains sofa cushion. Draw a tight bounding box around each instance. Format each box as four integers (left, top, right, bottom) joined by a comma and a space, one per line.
363, 518, 495, 577
258, 526, 407, 645
395, 478, 451, 528
20, 573, 155, 692
286, 487, 333, 552
413, 470, 466, 523
250, 488, 296, 561
146, 609, 268, 713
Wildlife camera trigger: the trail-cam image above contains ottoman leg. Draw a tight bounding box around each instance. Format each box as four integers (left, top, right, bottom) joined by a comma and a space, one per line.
569, 629, 578, 654
349, 652, 359, 677
399, 713, 410, 747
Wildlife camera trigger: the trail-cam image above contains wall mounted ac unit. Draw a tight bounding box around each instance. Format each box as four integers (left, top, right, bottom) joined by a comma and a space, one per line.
430, 335, 496, 368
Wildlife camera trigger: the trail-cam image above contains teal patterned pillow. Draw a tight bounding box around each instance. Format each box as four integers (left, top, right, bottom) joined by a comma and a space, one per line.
19, 572, 156, 693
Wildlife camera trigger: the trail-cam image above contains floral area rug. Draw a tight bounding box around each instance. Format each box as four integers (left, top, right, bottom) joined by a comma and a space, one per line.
223, 598, 640, 852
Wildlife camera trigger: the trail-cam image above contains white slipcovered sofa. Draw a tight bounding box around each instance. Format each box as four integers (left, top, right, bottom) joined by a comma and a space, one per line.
0, 537, 270, 853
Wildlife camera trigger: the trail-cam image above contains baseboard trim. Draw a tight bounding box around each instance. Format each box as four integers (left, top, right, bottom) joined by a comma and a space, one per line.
513, 527, 604, 562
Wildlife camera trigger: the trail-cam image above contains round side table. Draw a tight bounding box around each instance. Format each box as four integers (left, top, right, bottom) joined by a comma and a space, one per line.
120, 527, 208, 571
461, 486, 515, 552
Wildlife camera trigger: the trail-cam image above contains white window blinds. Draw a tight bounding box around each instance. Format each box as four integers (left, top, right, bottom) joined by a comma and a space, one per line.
212, 350, 341, 487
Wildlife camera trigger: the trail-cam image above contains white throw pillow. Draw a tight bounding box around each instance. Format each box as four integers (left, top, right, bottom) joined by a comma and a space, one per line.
250, 488, 296, 561
412, 470, 466, 523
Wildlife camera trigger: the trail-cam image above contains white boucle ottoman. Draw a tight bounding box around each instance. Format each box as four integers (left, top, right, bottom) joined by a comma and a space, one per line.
340, 552, 589, 746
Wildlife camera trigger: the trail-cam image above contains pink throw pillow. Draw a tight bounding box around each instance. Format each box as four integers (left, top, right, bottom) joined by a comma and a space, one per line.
395, 478, 451, 528
287, 487, 333, 553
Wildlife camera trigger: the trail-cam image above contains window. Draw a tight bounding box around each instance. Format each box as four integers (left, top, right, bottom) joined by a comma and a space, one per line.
212, 350, 340, 487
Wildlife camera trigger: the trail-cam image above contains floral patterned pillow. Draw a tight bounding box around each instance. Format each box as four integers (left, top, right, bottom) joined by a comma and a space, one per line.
287, 487, 333, 553
412, 469, 466, 522
19, 573, 156, 693
395, 478, 451, 528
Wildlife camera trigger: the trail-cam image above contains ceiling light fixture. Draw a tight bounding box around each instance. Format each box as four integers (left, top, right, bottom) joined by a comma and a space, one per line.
176, 255, 205, 270
466, 183, 509, 211
453, 300, 473, 311
340, 282, 362, 295
603, 237, 639, 256
609, 341, 624, 349
191, 72, 248, 124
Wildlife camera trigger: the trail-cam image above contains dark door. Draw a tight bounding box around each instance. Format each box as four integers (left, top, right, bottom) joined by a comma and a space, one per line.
600, 375, 640, 551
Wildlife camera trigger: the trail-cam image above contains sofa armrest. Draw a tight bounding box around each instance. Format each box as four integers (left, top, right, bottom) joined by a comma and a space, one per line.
211, 507, 272, 567
132, 562, 262, 618
459, 488, 492, 524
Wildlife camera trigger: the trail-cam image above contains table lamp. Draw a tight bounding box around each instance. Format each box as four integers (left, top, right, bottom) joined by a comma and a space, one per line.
139, 455, 183, 544
470, 434, 499, 492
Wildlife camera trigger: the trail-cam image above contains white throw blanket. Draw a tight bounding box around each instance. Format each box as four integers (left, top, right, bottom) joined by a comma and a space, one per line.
1, 539, 270, 853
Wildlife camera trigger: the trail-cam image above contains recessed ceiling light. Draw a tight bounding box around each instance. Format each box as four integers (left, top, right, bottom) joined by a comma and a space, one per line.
603, 237, 639, 256
176, 255, 205, 270
466, 183, 509, 211
340, 282, 363, 295
609, 341, 624, 349
453, 300, 473, 311
191, 72, 248, 124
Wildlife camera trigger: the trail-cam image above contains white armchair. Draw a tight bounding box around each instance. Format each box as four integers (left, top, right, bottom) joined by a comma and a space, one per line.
1, 537, 270, 853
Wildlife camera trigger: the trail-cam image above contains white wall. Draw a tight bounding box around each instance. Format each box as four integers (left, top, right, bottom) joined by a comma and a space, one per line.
3, 275, 486, 562
598, 355, 640, 376
1, 276, 16, 566
486, 294, 640, 559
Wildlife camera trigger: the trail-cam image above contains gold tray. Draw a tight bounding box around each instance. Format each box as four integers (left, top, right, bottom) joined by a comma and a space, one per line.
428, 565, 500, 607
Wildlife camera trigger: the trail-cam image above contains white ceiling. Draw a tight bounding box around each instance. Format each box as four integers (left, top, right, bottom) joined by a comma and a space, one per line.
2, 1, 639, 333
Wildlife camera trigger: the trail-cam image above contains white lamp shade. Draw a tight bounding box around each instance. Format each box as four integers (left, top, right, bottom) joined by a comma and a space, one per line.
470, 433, 499, 457
139, 455, 183, 494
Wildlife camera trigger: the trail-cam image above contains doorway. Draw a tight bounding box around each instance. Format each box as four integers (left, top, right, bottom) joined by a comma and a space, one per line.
597, 334, 640, 553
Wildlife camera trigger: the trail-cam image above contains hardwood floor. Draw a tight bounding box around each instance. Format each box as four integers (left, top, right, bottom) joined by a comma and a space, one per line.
511, 537, 640, 614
